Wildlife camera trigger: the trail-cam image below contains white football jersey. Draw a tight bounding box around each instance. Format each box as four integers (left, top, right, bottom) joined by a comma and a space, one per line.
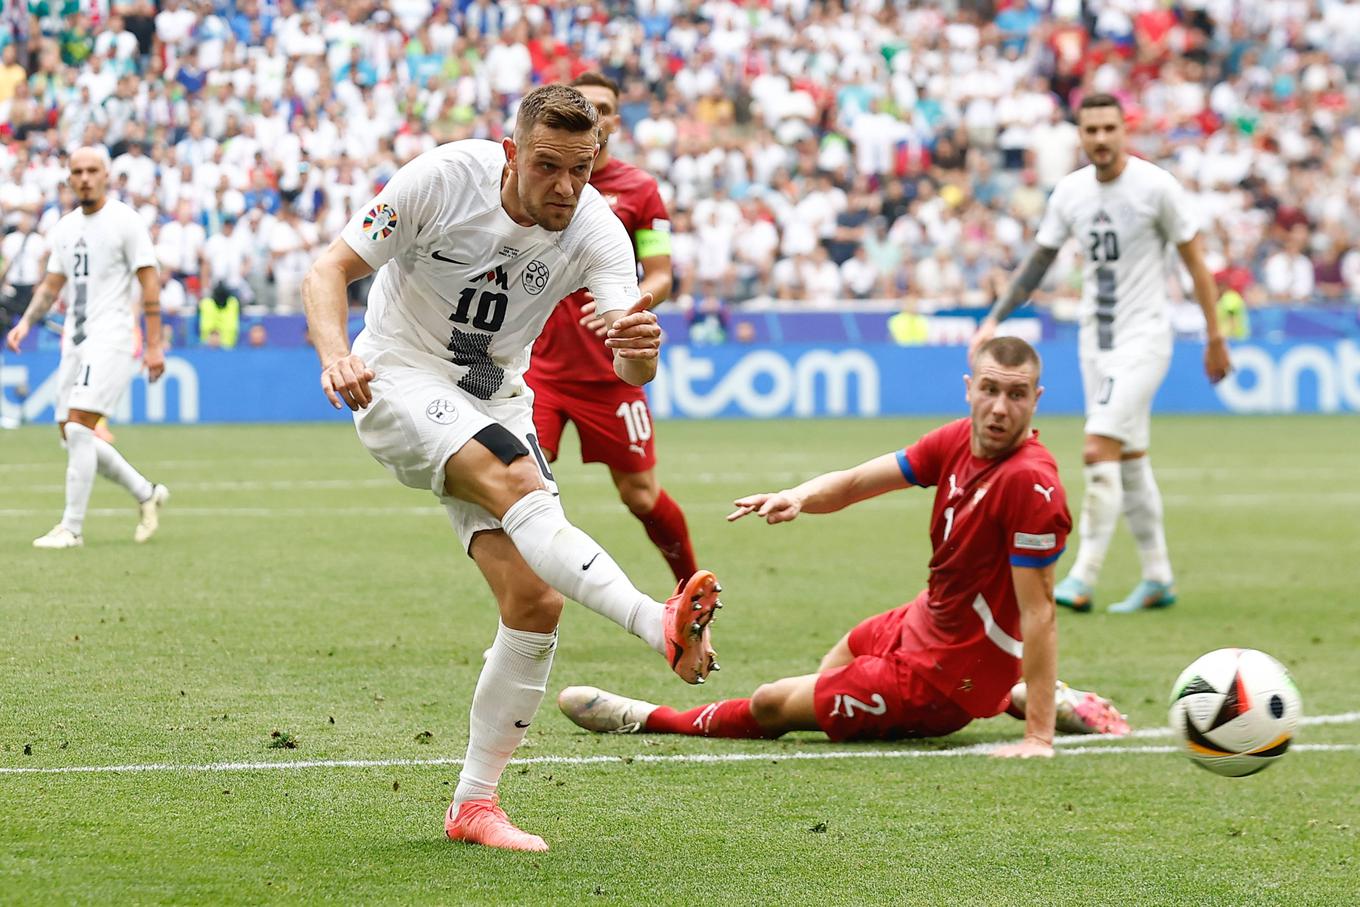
343, 140, 640, 400
1036, 156, 1198, 351
45, 198, 158, 352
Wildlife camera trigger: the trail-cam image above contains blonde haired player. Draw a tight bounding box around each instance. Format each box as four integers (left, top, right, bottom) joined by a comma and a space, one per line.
970, 94, 1231, 614
5, 146, 170, 548
303, 85, 727, 852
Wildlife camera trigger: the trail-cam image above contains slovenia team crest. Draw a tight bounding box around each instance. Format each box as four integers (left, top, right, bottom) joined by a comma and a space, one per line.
363, 203, 398, 241
426, 399, 460, 424
522, 260, 550, 295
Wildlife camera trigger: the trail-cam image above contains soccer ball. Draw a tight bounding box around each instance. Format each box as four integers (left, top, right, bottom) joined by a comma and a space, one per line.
1169, 648, 1302, 777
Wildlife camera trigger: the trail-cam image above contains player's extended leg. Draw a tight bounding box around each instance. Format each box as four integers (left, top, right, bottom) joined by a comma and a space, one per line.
33, 409, 102, 549
82, 426, 169, 543
1056, 434, 1125, 611
559, 673, 821, 739
1006, 680, 1131, 735
445, 530, 560, 852
560, 634, 850, 738
1109, 451, 1176, 613
609, 466, 698, 585
443, 426, 722, 683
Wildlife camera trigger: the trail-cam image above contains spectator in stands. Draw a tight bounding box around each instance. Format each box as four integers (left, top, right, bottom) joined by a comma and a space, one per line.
1263, 227, 1317, 304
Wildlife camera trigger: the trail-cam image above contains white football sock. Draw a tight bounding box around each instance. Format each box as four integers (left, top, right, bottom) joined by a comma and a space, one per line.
1121, 457, 1173, 584
1069, 460, 1123, 587
60, 423, 98, 535
500, 490, 665, 653
454, 622, 557, 806
93, 436, 154, 502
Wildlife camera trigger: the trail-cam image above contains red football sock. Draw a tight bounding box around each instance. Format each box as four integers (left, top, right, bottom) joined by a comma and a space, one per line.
636, 489, 697, 584
644, 699, 779, 739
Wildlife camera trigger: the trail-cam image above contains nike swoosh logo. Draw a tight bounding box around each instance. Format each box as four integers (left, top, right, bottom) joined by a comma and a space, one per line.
431, 250, 470, 265
582, 552, 601, 571
514, 720, 531, 728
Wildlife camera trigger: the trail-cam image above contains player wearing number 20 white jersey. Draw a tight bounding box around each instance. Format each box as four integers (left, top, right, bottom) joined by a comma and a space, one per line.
1036, 155, 1197, 355
303, 86, 727, 854
971, 95, 1231, 616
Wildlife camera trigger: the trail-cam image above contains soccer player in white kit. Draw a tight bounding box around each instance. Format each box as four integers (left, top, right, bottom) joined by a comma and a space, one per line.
970, 95, 1231, 614
5, 147, 171, 548
301, 85, 727, 852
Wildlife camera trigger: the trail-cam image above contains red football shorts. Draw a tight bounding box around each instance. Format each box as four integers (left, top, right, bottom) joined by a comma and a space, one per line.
812, 599, 973, 742
531, 379, 657, 473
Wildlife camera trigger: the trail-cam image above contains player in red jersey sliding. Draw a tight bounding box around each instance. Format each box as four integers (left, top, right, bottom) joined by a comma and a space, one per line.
525, 72, 697, 585
561, 338, 1130, 753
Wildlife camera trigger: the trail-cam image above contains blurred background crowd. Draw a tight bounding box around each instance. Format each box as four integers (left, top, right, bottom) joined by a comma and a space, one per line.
2, 0, 1359, 335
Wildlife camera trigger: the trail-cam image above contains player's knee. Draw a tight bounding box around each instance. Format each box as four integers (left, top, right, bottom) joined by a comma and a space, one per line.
499, 582, 564, 630
749, 683, 788, 725
612, 470, 659, 514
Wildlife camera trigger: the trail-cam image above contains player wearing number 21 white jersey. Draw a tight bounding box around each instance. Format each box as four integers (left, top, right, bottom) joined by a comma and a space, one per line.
970, 94, 1232, 616
302, 85, 728, 854
4, 146, 171, 549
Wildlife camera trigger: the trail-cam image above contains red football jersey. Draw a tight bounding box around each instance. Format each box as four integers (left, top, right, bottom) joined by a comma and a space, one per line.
528, 158, 670, 384
892, 418, 1071, 717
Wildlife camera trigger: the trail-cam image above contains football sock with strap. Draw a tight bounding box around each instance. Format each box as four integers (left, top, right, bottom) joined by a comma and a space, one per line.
59, 423, 98, 535
1069, 460, 1123, 587
501, 490, 665, 654
1120, 457, 1173, 584
92, 436, 154, 503
454, 621, 557, 806
635, 489, 697, 584
645, 699, 777, 739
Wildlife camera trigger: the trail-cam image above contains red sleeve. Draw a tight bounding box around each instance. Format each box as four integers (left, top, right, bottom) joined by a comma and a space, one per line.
1002, 465, 1072, 569
896, 419, 964, 488
636, 177, 670, 231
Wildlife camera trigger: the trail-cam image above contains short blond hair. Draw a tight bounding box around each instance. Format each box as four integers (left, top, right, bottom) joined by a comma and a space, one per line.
514, 84, 599, 144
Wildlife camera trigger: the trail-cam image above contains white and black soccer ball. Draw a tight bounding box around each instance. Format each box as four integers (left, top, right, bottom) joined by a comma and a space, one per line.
1169, 648, 1302, 777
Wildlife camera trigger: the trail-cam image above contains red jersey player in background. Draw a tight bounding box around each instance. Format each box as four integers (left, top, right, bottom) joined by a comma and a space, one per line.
525, 72, 697, 584
560, 338, 1130, 755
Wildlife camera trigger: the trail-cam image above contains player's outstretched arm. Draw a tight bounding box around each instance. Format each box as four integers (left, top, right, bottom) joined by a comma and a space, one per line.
727, 452, 909, 524
968, 245, 1059, 366
302, 237, 375, 411
1176, 235, 1231, 384
602, 293, 660, 386
994, 563, 1058, 759
4, 271, 65, 353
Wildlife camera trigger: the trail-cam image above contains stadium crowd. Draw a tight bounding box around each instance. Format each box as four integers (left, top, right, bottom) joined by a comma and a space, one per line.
2, 0, 1360, 330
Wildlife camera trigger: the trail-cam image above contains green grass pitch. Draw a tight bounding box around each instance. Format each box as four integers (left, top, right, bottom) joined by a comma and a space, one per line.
2, 415, 1358, 905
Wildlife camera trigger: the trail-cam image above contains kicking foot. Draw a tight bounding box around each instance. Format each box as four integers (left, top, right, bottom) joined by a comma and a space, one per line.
1054, 574, 1094, 613
444, 797, 548, 852
33, 525, 83, 549
558, 686, 658, 734
134, 484, 170, 544
1009, 681, 1131, 736
662, 569, 723, 684
1108, 579, 1176, 614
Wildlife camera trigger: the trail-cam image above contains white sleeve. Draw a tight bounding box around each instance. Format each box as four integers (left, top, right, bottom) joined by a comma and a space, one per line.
1157, 171, 1199, 246
124, 209, 159, 271
340, 154, 444, 270
46, 224, 66, 275
1034, 181, 1069, 250
581, 212, 642, 315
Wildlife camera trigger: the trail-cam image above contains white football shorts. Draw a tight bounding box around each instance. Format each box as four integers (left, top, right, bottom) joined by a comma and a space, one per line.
54, 343, 139, 422
1079, 344, 1172, 453
352, 346, 558, 551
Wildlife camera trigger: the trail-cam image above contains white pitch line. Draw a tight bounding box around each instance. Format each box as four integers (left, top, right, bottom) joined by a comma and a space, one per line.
2, 713, 1356, 778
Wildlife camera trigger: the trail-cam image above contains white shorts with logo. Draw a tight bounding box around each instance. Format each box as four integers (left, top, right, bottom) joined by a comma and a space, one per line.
352, 346, 558, 551
1079, 342, 1171, 453
54, 343, 139, 422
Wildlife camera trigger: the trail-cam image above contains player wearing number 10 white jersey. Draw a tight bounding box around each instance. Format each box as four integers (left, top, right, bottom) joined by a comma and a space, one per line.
4, 147, 170, 549
971, 94, 1232, 615
302, 85, 728, 854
